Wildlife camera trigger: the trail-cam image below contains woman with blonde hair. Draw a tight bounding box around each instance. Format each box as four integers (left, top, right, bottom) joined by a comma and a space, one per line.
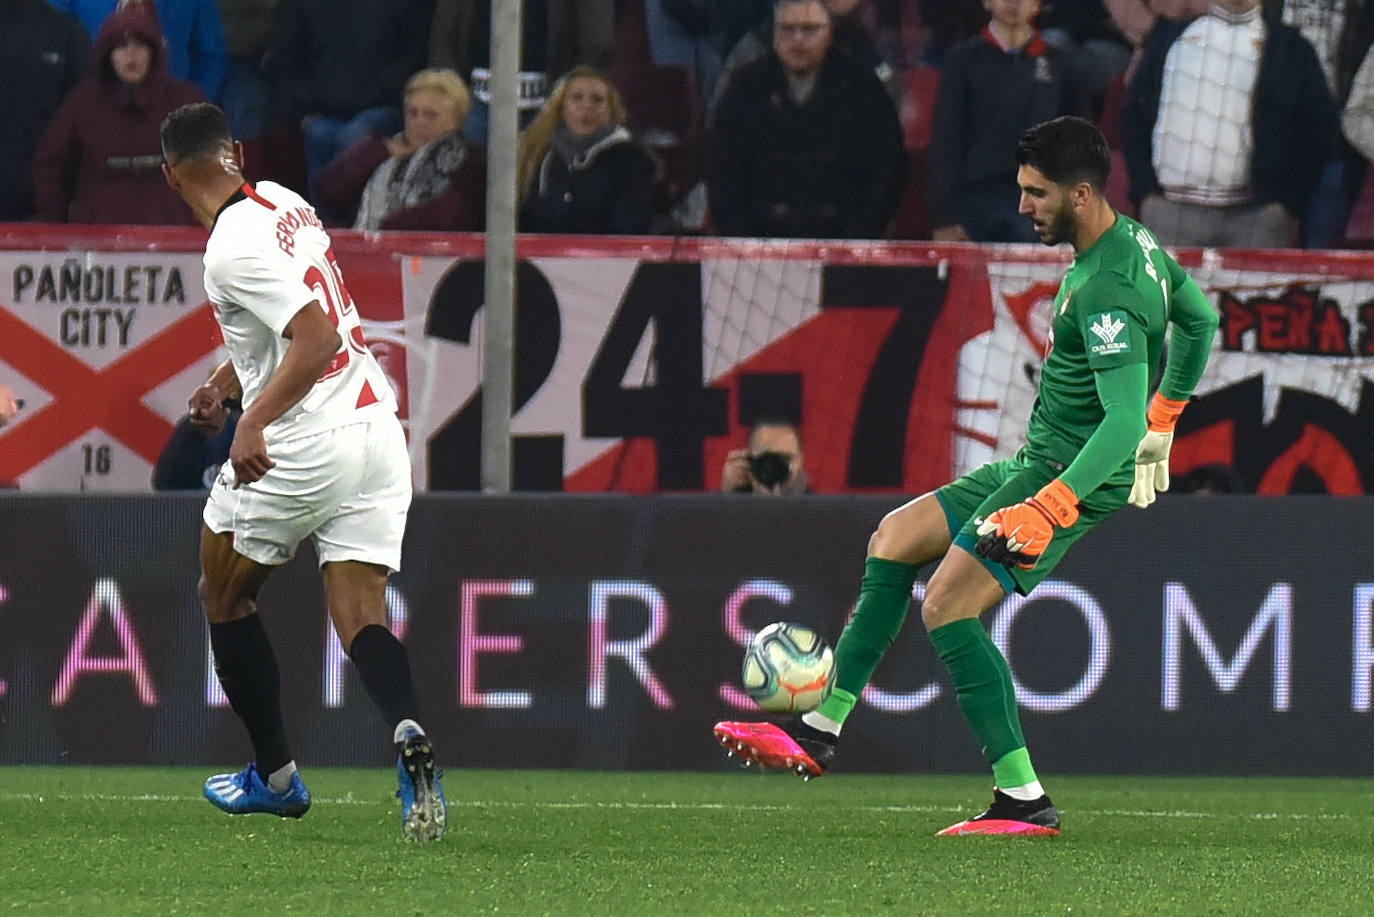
315, 67, 486, 230
517, 66, 658, 234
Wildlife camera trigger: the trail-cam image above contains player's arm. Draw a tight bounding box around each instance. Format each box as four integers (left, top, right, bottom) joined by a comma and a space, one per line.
976, 363, 1147, 568
1061, 362, 1149, 496
229, 302, 341, 486
188, 360, 241, 433
1158, 269, 1218, 403
1129, 269, 1220, 507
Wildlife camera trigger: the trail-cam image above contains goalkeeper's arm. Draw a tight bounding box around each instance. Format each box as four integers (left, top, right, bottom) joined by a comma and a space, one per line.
1128, 272, 1221, 507
974, 363, 1146, 569
1058, 361, 1150, 498
1158, 272, 1220, 403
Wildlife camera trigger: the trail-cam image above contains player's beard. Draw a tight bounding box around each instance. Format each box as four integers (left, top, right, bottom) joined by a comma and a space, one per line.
1039, 197, 1077, 247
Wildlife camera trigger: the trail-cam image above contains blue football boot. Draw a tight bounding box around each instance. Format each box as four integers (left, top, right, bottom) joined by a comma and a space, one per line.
204, 762, 311, 818
396, 730, 446, 841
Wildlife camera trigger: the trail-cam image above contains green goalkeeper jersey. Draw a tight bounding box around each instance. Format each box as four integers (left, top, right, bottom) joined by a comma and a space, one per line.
1023, 213, 1218, 496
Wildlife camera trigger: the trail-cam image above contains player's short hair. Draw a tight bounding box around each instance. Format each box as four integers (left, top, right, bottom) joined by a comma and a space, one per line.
1014, 116, 1110, 191
160, 102, 233, 165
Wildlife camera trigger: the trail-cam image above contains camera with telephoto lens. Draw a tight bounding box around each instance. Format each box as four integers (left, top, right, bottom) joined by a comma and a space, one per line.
748, 451, 792, 488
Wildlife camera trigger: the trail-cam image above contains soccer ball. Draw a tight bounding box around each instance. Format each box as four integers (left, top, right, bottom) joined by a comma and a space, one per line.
741, 622, 835, 714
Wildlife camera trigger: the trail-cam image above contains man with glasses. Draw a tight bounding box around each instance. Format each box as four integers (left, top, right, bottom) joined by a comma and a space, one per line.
706, 0, 905, 239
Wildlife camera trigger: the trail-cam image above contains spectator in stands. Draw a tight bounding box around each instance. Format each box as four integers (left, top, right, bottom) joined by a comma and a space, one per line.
720, 417, 811, 495
314, 68, 486, 231
715, 0, 777, 52
913, 0, 986, 65
429, 0, 614, 144
1037, 0, 1135, 109
1343, 39, 1374, 164
0, 0, 91, 220
1120, 0, 1339, 248
32, 5, 203, 223
47, 0, 228, 100
927, 0, 1087, 243
152, 407, 238, 489
0, 382, 19, 427
641, 0, 747, 107
216, 0, 279, 139
708, 0, 899, 127
707, 0, 905, 239
263, 0, 426, 202
516, 66, 658, 234
1264, 0, 1374, 248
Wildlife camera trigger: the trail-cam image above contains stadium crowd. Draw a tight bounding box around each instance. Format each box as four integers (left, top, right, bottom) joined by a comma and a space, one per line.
2, 0, 1373, 245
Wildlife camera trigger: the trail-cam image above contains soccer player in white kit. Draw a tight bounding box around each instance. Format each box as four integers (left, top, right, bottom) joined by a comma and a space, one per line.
160, 102, 446, 841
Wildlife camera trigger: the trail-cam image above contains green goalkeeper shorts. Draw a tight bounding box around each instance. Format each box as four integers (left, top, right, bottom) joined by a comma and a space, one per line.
935, 449, 1130, 596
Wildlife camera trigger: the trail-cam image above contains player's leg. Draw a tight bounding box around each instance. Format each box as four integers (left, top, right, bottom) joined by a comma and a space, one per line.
199, 524, 311, 817
714, 492, 952, 776
321, 558, 445, 841
323, 558, 419, 730
926, 456, 1103, 836
314, 413, 446, 840
922, 546, 1059, 836
808, 492, 953, 730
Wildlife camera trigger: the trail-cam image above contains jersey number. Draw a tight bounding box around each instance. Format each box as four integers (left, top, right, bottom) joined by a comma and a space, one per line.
304, 247, 366, 381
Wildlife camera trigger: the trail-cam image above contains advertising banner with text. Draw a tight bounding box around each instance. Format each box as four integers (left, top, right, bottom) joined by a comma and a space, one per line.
0, 494, 1368, 774
5, 228, 1374, 493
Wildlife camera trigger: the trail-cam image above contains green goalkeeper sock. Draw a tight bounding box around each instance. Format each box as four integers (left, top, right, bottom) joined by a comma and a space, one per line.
928, 618, 1036, 784
812, 556, 920, 724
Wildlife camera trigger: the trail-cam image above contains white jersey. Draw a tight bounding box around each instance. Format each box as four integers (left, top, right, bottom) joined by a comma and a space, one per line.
203, 180, 396, 444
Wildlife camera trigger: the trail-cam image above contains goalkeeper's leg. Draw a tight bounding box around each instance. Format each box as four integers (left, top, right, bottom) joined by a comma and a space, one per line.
806, 493, 953, 731
715, 493, 952, 775
922, 547, 1058, 836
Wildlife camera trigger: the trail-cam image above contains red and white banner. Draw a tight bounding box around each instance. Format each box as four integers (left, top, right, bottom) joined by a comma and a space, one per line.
0, 248, 222, 490
5, 226, 1374, 493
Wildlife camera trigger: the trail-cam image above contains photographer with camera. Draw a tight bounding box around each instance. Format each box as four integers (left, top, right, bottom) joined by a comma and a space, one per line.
720, 417, 810, 495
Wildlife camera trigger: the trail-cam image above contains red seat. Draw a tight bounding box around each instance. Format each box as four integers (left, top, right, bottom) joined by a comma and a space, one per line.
608, 0, 703, 210
886, 146, 930, 240
1106, 148, 1135, 218
1098, 74, 1127, 149
900, 64, 941, 150
1336, 167, 1374, 247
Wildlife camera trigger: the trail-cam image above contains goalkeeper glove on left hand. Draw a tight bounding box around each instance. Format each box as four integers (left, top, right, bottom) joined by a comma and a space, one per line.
975, 479, 1079, 569
1128, 394, 1188, 508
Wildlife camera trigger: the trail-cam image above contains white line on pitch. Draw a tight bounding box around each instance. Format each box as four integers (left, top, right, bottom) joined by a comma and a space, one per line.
0, 793, 1355, 821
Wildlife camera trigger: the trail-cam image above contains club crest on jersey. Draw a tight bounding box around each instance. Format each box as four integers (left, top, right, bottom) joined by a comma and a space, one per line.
1088, 311, 1129, 356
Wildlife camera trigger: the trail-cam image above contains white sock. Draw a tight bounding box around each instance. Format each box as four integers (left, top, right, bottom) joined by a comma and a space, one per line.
266, 761, 298, 794
999, 780, 1045, 801
393, 718, 424, 744
801, 711, 842, 737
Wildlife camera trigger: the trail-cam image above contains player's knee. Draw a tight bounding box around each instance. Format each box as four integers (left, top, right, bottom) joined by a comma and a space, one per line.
919, 588, 950, 631
197, 573, 255, 622
870, 510, 908, 557
919, 580, 971, 631
870, 510, 940, 565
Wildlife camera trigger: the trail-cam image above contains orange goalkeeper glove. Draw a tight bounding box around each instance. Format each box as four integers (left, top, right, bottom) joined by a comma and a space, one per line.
975, 479, 1079, 569
1128, 394, 1188, 508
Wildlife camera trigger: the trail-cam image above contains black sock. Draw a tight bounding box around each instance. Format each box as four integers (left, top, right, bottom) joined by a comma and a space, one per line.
209, 614, 292, 775
347, 623, 419, 734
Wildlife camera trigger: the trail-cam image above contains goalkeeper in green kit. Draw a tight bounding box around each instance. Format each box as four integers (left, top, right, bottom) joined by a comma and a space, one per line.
714, 116, 1220, 836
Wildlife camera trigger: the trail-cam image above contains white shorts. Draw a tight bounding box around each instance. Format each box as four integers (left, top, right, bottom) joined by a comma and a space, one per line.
203, 412, 412, 571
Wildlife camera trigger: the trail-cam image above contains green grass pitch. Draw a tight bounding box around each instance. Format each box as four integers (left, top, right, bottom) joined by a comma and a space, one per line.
2, 767, 1372, 915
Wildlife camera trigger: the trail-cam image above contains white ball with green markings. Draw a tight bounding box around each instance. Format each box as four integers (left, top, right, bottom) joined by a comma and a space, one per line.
741, 622, 835, 714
